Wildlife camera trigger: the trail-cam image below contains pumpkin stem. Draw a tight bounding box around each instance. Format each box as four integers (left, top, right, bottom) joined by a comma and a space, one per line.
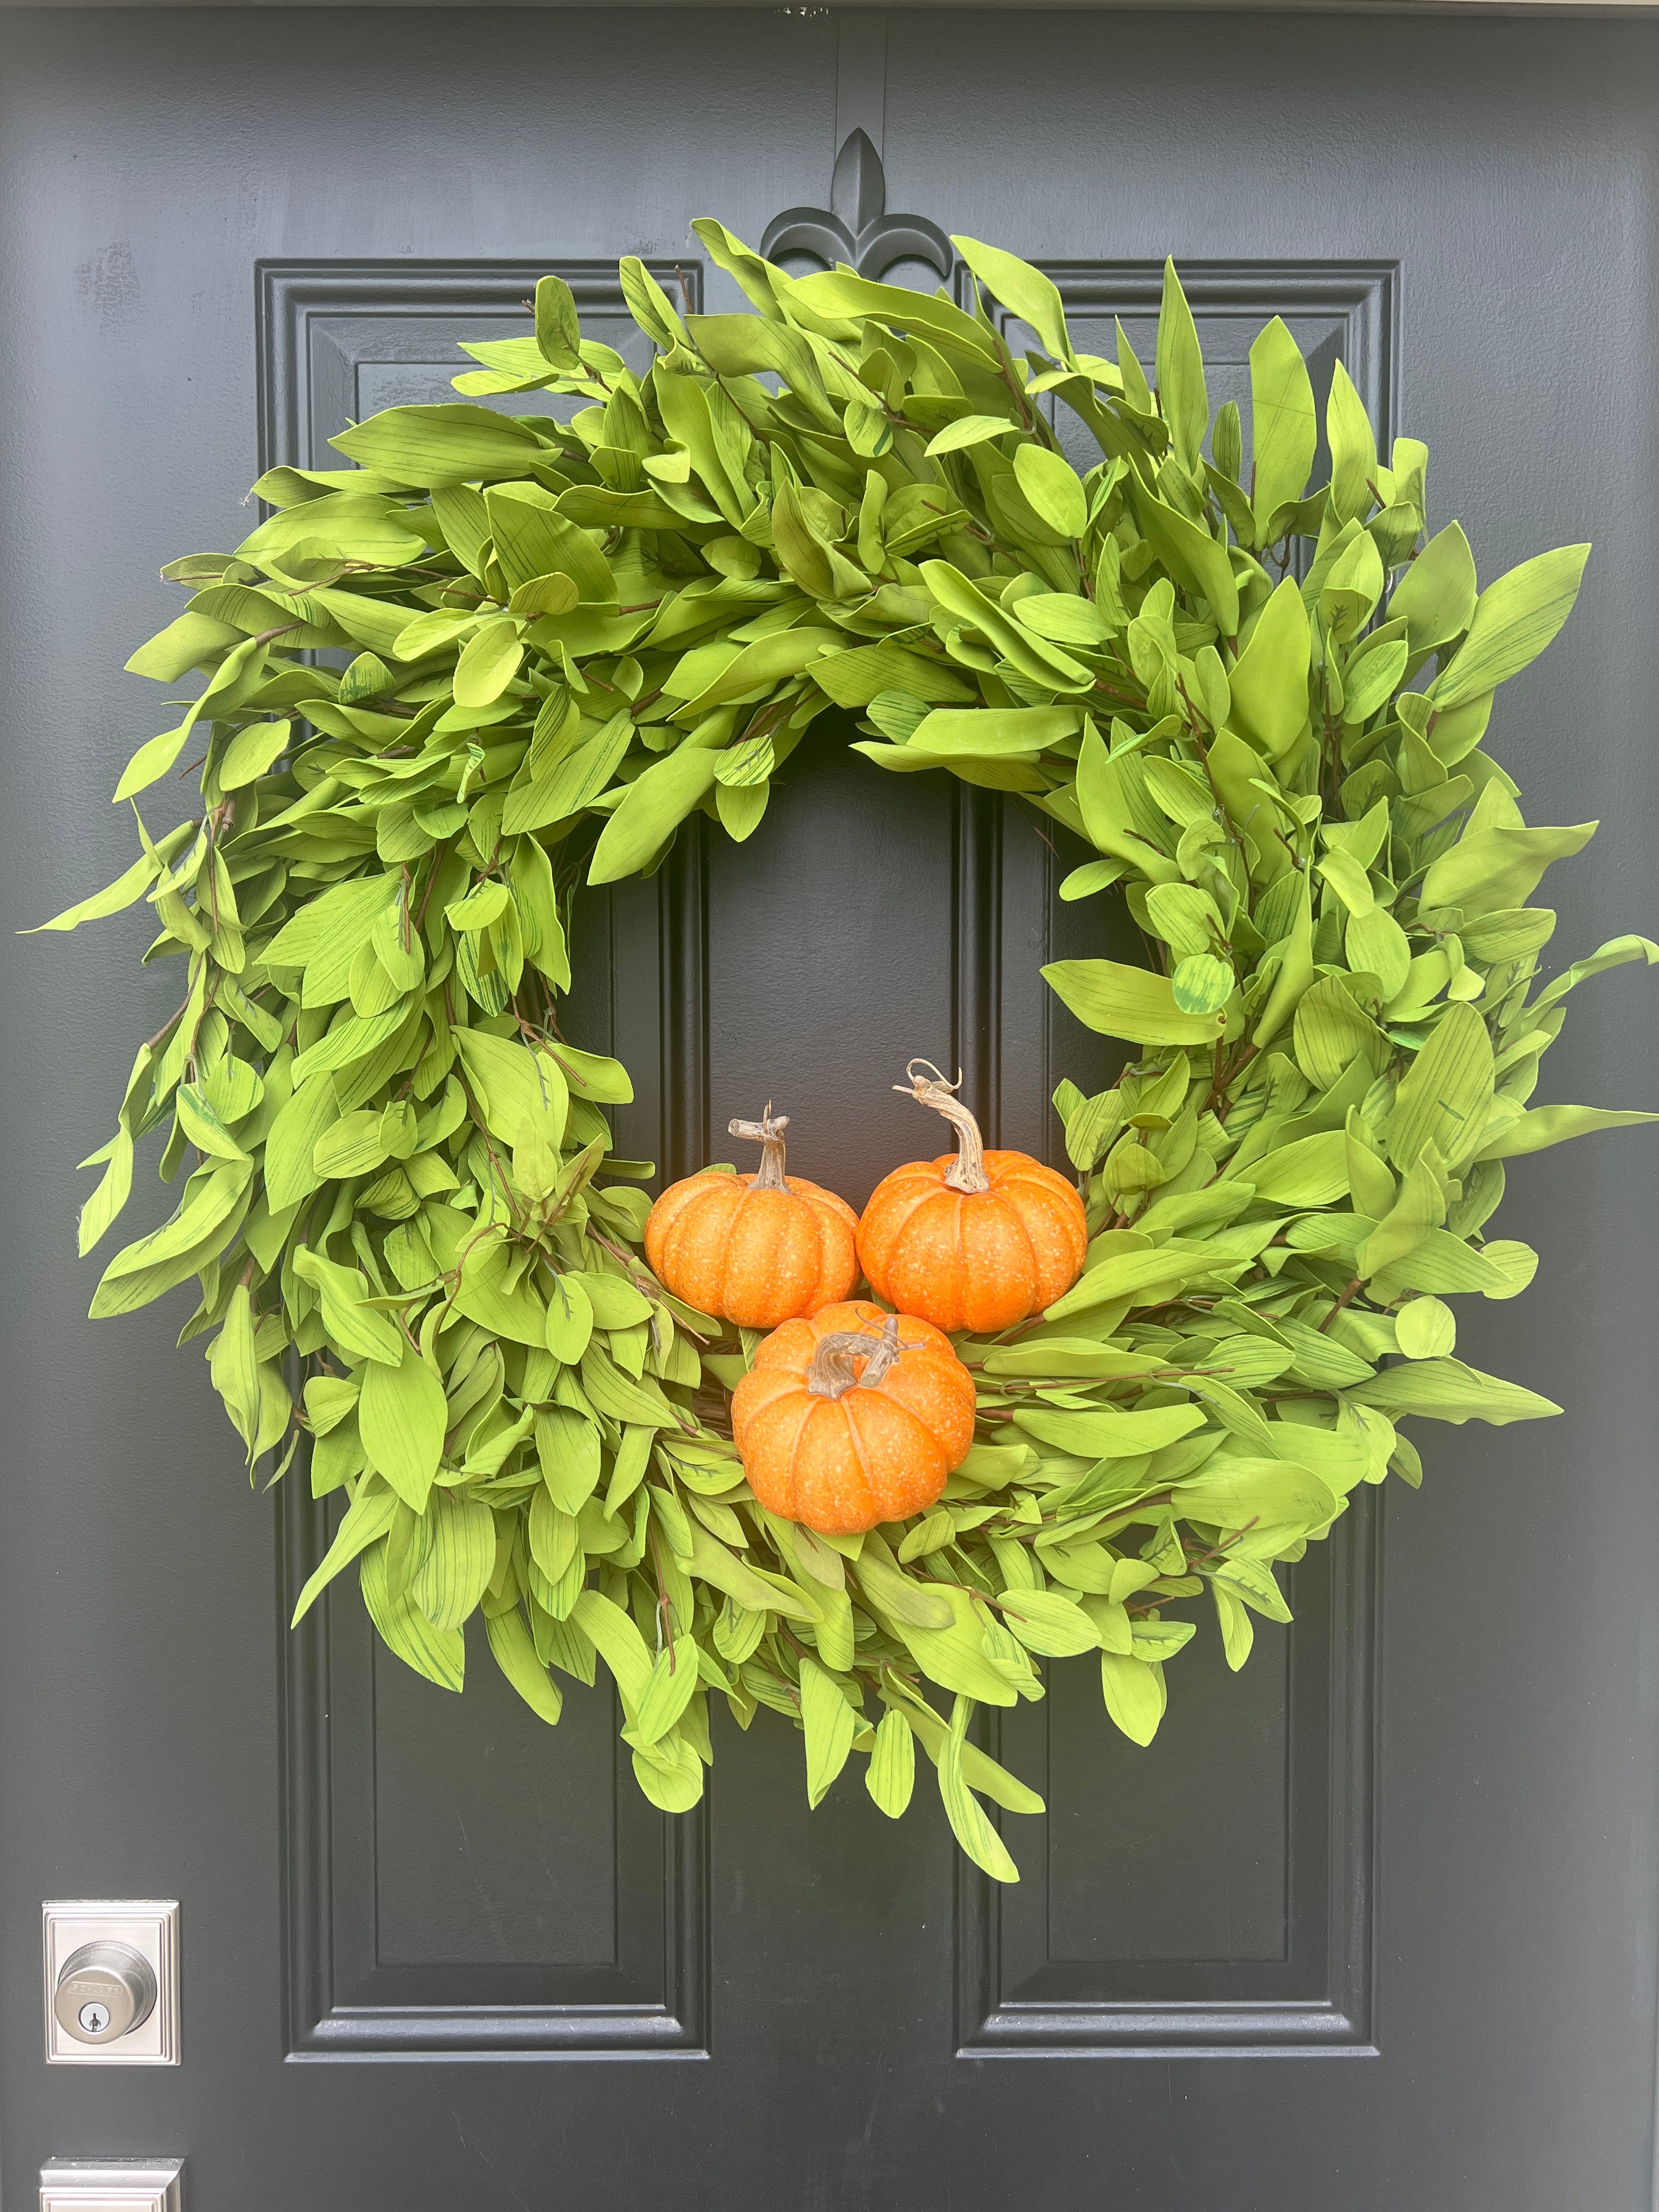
806, 1314, 904, 1400
895, 1058, 991, 1194
729, 1103, 790, 1191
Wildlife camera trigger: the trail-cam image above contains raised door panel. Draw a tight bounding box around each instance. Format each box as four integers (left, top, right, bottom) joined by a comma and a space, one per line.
269, 264, 707, 2059
957, 262, 1392, 2056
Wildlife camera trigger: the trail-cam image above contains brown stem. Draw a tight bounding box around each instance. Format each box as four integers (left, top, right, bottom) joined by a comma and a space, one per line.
806, 1316, 902, 1401
729, 1105, 789, 1190
895, 1059, 990, 1194
1318, 1277, 1363, 1334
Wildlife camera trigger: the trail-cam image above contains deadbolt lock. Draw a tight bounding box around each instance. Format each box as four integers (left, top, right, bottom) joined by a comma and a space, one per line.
43, 1903, 179, 2064
54, 1941, 157, 2045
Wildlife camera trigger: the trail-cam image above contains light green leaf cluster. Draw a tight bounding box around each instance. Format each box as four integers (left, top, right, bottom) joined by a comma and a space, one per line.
39, 229, 1656, 1886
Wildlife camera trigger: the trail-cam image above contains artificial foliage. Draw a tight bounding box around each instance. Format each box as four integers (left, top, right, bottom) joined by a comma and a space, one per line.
38, 223, 1659, 1881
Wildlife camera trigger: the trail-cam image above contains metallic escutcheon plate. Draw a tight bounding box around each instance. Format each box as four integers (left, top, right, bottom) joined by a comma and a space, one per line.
40, 2159, 184, 2212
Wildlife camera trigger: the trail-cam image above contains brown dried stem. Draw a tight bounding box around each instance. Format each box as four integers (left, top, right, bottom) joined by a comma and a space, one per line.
806, 1315, 902, 1401
729, 1104, 789, 1190
895, 1058, 990, 1193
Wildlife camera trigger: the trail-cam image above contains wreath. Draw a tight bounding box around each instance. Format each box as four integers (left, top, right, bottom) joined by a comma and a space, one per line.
38, 223, 1658, 1883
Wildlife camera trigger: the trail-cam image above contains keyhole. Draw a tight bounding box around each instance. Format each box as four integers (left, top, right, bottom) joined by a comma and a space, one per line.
78, 2002, 110, 2035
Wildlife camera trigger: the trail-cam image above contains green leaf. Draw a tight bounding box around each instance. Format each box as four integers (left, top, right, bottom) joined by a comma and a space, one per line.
1012, 446, 1087, 539
799, 1655, 857, 1807
630, 1635, 700, 1746
997, 1587, 1100, 1657
486, 1605, 565, 1725
1476, 1240, 1539, 1300
1227, 577, 1311, 756
358, 1341, 448, 1511
330, 402, 545, 486
1347, 1357, 1560, 1425
535, 1407, 603, 1514
1529, 933, 1659, 1015
24, 822, 188, 933
453, 619, 524, 710
409, 1489, 496, 1630
908, 706, 1077, 757
1099, 1651, 1166, 1747
872, 1684, 1039, 1824
865, 1707, 916, 1818
1135, 493, 1239, 636
1325, 362, 1378, 523
1431, 542, 1591, 709
1396, 1296, 1457, 1359
1389, 522, 1477, 654
1042, 957, 1224, 1045
291, 1248, 405, 1367
1242, 1129, 1351, 1207
938, 1696, 1020, 1883
291, 1483, 398, 1625
952, 235, 1073, 365
1015, 595, 1113, 651
453, 1028, 568, 1148
1171, 952, 1234, 1015
76, 1126, 134, 1256
219, 718, 293, 791
631, 1736, 706, 1813
1012, 1402, 1205, 1458
921, 559, 1092, 692
125, 611, 244, 682
924, 413, 1020, 457
1210, 1583, 1254, 1671
1388, 1003, 1494, 1173
1474, 1103, 1659, 1161
1172, 1457, 1339, 1533
588, 744, 719, 884
92, 1158, 252, 1301
891, 1581, 1021, 1706
360, 1539, 465, 1690
573, 1587, 655, 1711
1420, 820, 1596, 922
264, 1077, 342, 1212
1249, 318, 1317, 528
1155, 259, 1207, 473
1209, 1554, 1293, 1624
503, 709, 634, 837
1043, 1237, 1228, 1319
534, 273, 583, 367
545, 1273, 595, 1362
207, 1284, 263, 1461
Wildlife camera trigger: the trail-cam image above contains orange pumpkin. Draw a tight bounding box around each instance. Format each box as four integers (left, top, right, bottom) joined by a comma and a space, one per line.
731, 1300, 977, 1534
644, 1107, 858, 1329
857, 1060, 1087, 1333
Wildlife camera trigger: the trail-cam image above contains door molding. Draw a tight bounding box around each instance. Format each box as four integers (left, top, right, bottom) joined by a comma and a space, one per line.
956, 1497, 1381, 2057
953, 255, 1395, 2058
263, 258, 712, 2061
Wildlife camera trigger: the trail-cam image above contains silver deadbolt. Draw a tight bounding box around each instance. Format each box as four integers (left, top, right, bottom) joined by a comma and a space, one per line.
53, 1940, 157, 2046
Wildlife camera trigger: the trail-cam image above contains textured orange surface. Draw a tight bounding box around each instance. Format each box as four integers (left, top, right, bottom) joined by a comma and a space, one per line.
644, 1169, 858, 1328
856, 1151, 1087, 1333
731, 1300, 977, 1534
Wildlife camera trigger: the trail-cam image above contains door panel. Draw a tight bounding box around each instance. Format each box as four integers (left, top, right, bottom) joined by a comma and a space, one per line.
4, 9, 1658, 2208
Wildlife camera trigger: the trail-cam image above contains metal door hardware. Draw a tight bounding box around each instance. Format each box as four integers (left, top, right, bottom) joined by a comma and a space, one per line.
53, 1942, 157, 2045
40, 2160, 183, 2212
42, 1903, 179, 2066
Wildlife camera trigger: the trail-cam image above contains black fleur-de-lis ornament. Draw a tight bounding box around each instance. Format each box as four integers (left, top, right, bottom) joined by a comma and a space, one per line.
761, 129, 952, 284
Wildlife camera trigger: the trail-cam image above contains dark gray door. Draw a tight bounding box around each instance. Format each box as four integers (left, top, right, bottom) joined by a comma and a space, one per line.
4, 9, 1657, 2206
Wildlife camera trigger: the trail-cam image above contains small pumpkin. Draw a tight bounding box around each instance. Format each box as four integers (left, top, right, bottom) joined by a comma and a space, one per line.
857, 1060, 1087, 1333
731, 1300, 977, 1534
644, 1106, 858, 1328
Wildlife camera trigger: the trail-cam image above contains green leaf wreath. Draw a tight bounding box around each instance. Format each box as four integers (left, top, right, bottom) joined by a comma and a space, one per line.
36, 225, 1658, 1881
